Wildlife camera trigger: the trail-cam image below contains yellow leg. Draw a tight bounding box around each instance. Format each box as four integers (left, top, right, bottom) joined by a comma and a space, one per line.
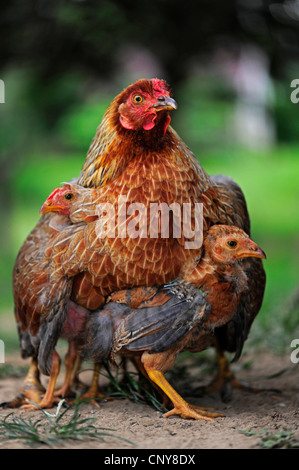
145, 368, 224, 421
131, 356, 171, 408
80, 362, 108, 406
22, 351, 61, 411
1, 358, 45, 408
54, 342, 77, 397
203, 340, 280, 402
22, 358, 45, 401
204, 342, 234, 393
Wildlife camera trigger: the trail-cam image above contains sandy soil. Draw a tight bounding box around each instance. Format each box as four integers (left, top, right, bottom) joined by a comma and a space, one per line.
0, 350, 298, 450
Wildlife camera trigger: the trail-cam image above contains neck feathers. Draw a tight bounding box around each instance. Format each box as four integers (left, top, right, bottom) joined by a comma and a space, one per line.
181, 252, 248, 295
77, 109, 127, 188
180, 255, 216, 287
77, 101, 212, 191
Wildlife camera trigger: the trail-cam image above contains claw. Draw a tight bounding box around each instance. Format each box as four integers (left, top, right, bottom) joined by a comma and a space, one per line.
163, 403, 223, 421
145, 366, 224, 422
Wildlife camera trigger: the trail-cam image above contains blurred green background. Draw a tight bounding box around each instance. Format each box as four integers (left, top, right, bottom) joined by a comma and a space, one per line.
0, 0, 298, 356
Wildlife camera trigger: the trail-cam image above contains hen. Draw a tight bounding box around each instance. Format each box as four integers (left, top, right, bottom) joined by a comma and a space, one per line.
10, 79, 208, 408
82, 225, 266, 420
10, 78, 266, 410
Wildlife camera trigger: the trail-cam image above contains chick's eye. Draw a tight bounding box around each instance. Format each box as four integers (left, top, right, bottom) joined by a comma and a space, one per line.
64, 193, 73, 200
132, 94, 144, 104
227, 240, 237, 248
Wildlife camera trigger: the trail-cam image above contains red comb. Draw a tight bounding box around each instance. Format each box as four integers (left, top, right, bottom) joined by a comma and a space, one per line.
151, 79, 169, 95
46, 187, 61, 201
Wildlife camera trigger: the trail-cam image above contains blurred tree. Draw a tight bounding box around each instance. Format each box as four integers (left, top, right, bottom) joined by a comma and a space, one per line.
1, 0, 298, 143
1, 0, 299, 85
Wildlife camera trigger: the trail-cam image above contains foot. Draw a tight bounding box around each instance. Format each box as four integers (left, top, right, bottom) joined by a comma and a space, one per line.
202, 373, 281, 403
76, 363, 112, 406
202, 342, 281, 403
20, 351, 62, 411
54, 384, 76, 398
20, 395, 62, 411
163, 402, 225, 421
0, 360, 45, 408
79, 390, 111, 407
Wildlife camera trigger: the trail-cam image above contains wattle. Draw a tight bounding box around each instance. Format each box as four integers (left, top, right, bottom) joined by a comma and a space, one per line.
142, 113, 157, 131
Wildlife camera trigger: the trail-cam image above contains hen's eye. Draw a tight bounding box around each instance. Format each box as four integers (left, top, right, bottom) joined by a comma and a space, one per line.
227, 240, 237, 248
132, 94, 144, 104
64, 193, 73, 200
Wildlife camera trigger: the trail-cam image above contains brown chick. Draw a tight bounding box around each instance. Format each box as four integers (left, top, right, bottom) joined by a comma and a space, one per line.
82, 225, 266, 421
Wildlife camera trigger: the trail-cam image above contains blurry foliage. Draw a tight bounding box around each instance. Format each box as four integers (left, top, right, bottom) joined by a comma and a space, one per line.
274, 75, 299, 141
0, 0, 298, 353
56, 95, 112, 152
1, 0, 299, 83
174, 75, 235, 152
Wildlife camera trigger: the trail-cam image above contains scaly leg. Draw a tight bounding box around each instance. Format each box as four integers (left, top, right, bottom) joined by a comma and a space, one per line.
71, 356, 87, 394
142, 352, 224, 421
21, 350, 61, 410
0, 358, 45, 408
131, 356, 171, 408
54, 341, 77, 398
79, 362, 108, 406
203, 340, 280, 402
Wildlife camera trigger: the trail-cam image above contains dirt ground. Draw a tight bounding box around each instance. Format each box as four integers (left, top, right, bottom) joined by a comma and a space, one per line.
0, 349, 298, 450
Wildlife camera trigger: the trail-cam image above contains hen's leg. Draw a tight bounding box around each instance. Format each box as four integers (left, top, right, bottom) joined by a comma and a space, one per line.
203, 341, 280, 402
79, 362, 108, 406
131, 356, 171, 408
54, 341, 77, 398
71, 356, 87, 394
0, 358, 45, 408
21, 350, 61, 410
142, 351, 224, 421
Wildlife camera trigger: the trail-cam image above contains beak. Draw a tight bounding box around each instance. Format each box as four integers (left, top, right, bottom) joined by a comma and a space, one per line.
151, 96, 177, 112
40, 201, 64, 214
236, 240, 266, 260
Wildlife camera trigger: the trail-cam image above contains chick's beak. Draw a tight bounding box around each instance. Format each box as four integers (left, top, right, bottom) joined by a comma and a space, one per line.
236, 240, 267, 260
40, 201, 63, 214
151, 96, 177, 112
40, 201, 52, 214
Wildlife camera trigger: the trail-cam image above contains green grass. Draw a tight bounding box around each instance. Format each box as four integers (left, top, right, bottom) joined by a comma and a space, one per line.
0, 362, 163, 448
0, 399, 134, 448
239, 428, 299, 449
100, 361, 167, 413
